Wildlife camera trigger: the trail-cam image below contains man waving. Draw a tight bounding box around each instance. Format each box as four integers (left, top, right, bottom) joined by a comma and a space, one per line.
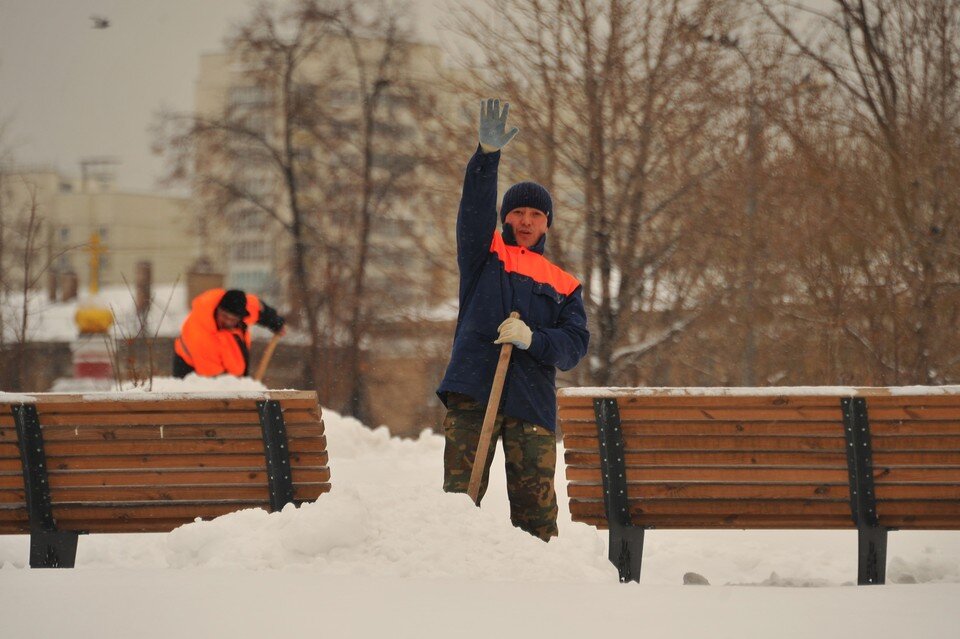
437, 99, 590, 541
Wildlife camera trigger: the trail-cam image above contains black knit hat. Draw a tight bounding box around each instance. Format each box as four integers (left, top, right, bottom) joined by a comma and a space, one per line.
218, 289, 248, 318
499, 181, 554, 227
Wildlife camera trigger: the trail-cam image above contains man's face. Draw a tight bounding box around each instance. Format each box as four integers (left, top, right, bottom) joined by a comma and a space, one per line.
215, 307, 243, 330
504, 207, 548, 248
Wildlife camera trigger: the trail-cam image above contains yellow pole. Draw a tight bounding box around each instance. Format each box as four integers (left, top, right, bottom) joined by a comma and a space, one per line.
88, 233, 105, 294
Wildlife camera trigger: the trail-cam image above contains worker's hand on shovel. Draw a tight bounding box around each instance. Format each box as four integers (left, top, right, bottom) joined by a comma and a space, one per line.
494, 316, 532, 350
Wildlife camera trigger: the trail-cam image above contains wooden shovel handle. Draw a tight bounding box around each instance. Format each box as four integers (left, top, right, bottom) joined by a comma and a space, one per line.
467, 311, 520, 505
253, 332, 283, 381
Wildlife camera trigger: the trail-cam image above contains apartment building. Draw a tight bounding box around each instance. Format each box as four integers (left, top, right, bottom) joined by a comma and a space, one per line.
192, 33, 466, 310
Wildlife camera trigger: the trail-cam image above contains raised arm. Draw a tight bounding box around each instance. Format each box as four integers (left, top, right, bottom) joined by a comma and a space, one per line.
457, 99, 520, 287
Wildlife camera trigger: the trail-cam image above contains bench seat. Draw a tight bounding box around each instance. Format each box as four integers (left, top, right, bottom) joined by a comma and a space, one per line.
0, 390, 330, 566
559, 386, 960, 583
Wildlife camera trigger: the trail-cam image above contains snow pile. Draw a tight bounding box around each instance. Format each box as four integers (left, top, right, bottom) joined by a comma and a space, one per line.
117, 374, 271, 393
44, 405, 610, 582
3, 403, 958, 585
2, 373, 960, 587
2, 375, 960, 638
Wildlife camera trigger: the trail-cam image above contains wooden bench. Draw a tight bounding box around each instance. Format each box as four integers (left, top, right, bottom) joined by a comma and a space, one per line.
559, 386, 960, 585
0, 390, 331, 568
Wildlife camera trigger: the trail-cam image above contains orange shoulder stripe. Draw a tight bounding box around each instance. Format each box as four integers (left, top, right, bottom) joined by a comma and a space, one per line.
490, 232, 580, 296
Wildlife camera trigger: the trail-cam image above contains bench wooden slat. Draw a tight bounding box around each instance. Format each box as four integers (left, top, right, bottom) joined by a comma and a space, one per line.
569, 512, 857, 529
557, 394, 844, 408
0, 407, 320, 430
19, 390, 316, 410
561, 420, 847, 436
867, 407, 960, 421
561, 420, 960, 436
564, 434, 846, 452
0, 482, 330, 515
1, 482, 331, 504
28, 399, 318, 415
13, 409, 318, 428
872, 451, 960, 465
870, 435, 960, 450
0, 451, 328, 471
0, 467, 331, 489
568, 483, 960, 503
595, 499, 853, 516
571, 512, 960, 530
0, 502, 258, 522
564, 433, 960, 452
567, 482, 849, 500
8, 423, 326, 443
558, 406, 843, 422
872, 422, 960, 435
565, 466, 852, 482
41, 437, 328, 457
859, 395, 960, 405
568, 500, 854, 522
565, 450, 849, 467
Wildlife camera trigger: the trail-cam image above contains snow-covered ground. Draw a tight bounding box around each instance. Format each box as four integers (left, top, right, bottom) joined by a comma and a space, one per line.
2, 377, 960, 637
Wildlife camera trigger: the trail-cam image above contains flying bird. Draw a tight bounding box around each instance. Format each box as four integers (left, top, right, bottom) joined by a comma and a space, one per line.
90, 16, 110, 29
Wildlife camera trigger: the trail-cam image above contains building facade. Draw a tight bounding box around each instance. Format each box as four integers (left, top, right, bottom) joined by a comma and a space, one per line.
0, 165, 198, 298
192, 34, 465, 310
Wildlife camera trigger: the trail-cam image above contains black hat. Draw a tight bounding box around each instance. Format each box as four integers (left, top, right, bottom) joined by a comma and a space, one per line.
217, 289, 248, 318
499, 181, 554, 227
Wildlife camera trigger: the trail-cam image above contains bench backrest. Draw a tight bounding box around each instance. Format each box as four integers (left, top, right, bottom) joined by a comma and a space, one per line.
559, 387, 960, 531
0, 391, 330, 534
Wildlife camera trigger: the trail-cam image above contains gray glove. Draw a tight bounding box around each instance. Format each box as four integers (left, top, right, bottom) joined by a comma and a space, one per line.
479, 98, 519, 153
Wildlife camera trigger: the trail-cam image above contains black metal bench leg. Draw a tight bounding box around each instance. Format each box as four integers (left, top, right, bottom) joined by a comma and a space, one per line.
858, 526, 888, 585
610, 526, 645, 583
29, 530, 80, 568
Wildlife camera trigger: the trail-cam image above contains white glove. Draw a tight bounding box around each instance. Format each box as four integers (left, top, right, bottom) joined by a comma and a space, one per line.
494, 317, 532, 350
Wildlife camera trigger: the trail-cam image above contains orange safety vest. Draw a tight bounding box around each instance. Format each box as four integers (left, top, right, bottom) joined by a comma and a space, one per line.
174, 288, 263, 377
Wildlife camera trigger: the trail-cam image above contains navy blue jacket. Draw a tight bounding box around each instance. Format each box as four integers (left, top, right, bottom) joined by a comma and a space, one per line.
437, 147, 590, 431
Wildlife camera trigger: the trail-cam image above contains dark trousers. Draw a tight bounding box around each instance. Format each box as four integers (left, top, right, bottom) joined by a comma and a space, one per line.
172, 353, 195, 379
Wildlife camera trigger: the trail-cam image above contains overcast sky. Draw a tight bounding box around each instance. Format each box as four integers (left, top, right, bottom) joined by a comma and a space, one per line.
0, 0, 449, 192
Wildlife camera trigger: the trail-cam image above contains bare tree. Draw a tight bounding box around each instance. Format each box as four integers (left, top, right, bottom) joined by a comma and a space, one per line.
332, 4, 425, 420
0, 175, 60, 390
155, 0, 345, 391
444, 0, 734, 386
758, 0, 960, 383
156, 0, 437, 417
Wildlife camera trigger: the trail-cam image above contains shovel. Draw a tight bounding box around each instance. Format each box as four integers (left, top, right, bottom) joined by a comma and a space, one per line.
467, 311, 520, 505
253, 332, 283, 382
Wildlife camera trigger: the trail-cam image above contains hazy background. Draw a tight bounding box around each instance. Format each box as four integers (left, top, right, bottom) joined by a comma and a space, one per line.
0, 0, 448, 192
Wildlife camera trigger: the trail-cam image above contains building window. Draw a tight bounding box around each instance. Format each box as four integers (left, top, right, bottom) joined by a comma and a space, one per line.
233, 240, 268, 261
228, 85, 271, 109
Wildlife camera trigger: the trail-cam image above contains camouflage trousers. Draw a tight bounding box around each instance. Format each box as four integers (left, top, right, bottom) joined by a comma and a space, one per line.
442, 392, 559, 541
